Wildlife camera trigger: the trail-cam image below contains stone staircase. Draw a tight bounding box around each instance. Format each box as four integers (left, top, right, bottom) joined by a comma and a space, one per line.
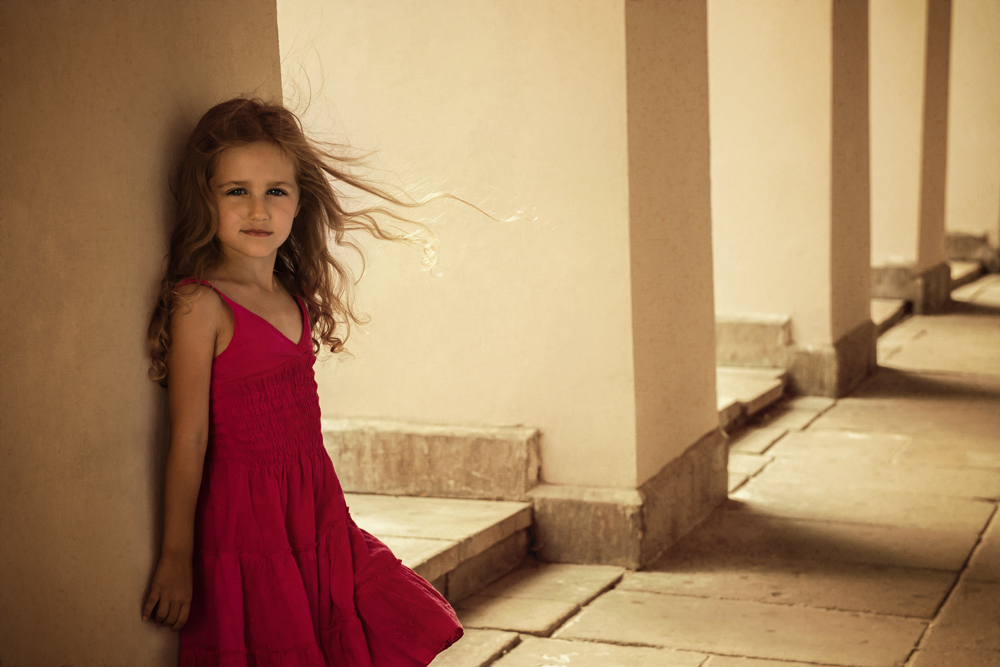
324, 372, 791, 605
324, 421, 540, 603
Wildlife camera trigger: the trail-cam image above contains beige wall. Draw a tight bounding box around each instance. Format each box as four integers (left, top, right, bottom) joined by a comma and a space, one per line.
0, 1, 281, 664
709, 0, 833, 345
946, 0, 1000, 246
278, 0, 718, 489
710, 0, 872, 346
870, 0, 927, 266
870, 0, 951, 273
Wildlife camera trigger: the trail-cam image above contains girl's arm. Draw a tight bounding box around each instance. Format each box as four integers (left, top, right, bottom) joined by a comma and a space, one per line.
142, 285, 222, 631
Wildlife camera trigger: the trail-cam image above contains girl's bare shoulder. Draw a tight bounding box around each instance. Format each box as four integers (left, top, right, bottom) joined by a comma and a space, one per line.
171, 282, 228, 337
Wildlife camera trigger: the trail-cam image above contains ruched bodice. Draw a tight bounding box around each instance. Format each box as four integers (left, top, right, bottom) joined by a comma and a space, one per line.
174, 279, 462, 667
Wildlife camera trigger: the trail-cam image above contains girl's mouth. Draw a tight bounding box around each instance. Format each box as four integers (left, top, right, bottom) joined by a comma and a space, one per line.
242, 229, 272, 237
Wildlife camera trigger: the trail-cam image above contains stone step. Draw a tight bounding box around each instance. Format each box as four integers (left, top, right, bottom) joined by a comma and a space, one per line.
950, 259, 985, 290
346, 493, 533, 604
324, 420, 540, 501
872, 297, 908, 336
716, 366, 787, 432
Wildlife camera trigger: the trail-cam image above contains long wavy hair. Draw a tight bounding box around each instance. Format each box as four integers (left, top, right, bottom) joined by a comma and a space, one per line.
147, 97, 431, 384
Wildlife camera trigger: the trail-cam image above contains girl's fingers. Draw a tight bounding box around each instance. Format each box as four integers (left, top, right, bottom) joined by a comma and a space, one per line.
171, 603, 190, 631
163, 601, 180, 627
154, 598, 170, 625
141, 590, 160, 621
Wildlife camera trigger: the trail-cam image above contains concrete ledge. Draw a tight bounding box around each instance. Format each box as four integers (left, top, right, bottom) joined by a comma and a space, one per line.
947, 232, 1000, 273
347, 493, 533, 584
528, 428, 728, 569
786, 318, 876, 398
871, 298, 908, 337
323, 420, 541, 500
716, 314, 793, 367
872, 261, 951, 315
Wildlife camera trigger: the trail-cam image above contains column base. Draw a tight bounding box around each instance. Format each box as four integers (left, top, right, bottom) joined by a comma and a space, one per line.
527, 428, 727, 569
785, 319, 877, 398
872, 261, 952, 314
715, 317, 876, 398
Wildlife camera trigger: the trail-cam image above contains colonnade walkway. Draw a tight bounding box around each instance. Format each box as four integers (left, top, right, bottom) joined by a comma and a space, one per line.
432, 274, 1000, 667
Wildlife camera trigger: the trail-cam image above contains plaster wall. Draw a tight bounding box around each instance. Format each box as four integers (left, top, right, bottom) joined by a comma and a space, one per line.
277, 1, 640, 488
0, 1, 281, 664
945, 0, 1000, 246
870, 0, 927, 267
870, 0, 950, 274
709, 0, 834, 346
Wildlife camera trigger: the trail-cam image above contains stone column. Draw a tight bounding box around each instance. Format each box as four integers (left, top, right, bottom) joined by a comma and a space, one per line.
870, 0, 953, 312
945, 0, 1000, 269
0, 1, 281, 664
279, 0, 723, 568
710, 0, 874, 396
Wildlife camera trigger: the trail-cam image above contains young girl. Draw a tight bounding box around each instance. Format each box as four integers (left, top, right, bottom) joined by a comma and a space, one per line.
142, 97, 462, 665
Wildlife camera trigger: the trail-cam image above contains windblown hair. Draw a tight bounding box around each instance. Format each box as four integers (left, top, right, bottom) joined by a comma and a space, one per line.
147, 97, 429, 384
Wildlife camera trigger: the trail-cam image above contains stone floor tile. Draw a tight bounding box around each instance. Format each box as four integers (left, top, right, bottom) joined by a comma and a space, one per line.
755, 408, 822, 431
456, 595, 580, 636
728, 452, 772, 477
666, 505, 978, 571
878, 315, 1000, 376
767, 430, 909, 463
896, 438, 1000, 470
619, 560, 955, 618
554, 589, 925, 667
813, 373, 1000, 450
732, 479, 995, 532
729, 427, 788, 455
476, 560, 625, 607
908, 647, 1000, 667
429, 628, 520, 667
920, 580, 1000, 652
966, 513, 1000, 583
754, 457, 1000, 500
786, 396, 837, 412
704, 657, 843, 667
728, 472, 749, 493
492, 637, 706, 667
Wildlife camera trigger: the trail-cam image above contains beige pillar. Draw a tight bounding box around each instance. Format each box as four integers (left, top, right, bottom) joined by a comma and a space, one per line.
278, 0, 723, 567
710, 0, 874, 396
945, 0, 1000, 267
870, 0, 953, 312
0, 1, 281, 664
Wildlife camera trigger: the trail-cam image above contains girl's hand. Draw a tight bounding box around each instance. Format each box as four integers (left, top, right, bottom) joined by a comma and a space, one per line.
142, 552, 193, 631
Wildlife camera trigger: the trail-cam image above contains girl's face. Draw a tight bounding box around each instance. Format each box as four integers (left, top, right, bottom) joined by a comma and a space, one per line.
210, 142, 301, 262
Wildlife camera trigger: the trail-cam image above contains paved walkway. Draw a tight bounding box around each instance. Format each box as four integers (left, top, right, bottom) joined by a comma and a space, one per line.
433, 274, 1000, 667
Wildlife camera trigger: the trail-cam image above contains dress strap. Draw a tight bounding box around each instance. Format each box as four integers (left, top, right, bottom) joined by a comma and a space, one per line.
175, 277, 233, 303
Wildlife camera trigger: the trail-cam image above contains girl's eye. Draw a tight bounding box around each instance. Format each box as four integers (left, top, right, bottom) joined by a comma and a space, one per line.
226, 188, 247, 196
267, 188, 287, 196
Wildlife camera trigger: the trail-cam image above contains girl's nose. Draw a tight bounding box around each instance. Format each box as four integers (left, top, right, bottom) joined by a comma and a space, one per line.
248, 196, 269, 221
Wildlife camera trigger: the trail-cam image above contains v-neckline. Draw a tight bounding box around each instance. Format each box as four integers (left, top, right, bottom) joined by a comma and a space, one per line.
210, 282, 306, 347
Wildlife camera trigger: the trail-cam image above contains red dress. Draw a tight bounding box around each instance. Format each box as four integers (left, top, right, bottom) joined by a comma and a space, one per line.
177, 279, 462, 666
